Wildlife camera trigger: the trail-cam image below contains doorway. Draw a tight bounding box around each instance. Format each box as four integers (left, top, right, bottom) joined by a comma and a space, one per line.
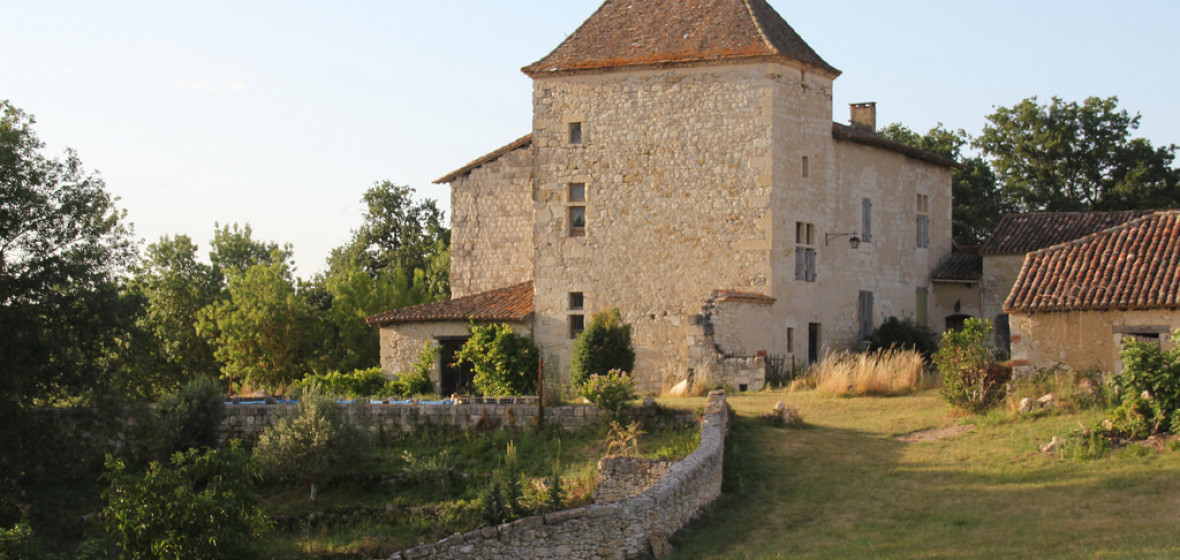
808, 323, 822, 365
437, 338, 473, 397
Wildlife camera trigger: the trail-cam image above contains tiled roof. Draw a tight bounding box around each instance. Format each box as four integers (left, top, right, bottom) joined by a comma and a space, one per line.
932, 246, 982, 282
366, 282, 534, 327
522, 0, 840, 78
1005, 212, 1180, 313
980, 211, 1150, 255
712, 289, 775, 304
434, 134, 532, 185
832, 124, 960, 169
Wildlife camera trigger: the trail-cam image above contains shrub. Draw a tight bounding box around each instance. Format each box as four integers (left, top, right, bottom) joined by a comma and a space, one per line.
153, 376, 225, 459
454, 323, 539, 396
580, 369, 637, 421
570, 308, 635, 388
1115, 332, 1180, 434
814, 349, 927, 397
868, 316, 938, 360
253, 389, 369, 502
100, 443, 272, 560
933, 318, 1009, 412
388, 343, 436, 397
295, 367, 388, 399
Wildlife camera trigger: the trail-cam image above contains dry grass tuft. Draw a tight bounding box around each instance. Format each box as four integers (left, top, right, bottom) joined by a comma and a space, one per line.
813, 349, 928, 397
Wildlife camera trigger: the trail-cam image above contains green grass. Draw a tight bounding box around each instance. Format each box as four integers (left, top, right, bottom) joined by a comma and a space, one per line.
664, 389, 1180, 560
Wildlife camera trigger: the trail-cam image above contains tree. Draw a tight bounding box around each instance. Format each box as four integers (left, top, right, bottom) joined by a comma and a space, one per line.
196, 257, 320, 392
0, 101, 137, 530
209, 222, 292, 283
127, 235, 221, 396
252, 390, 369, 502
976, 96, 1180, 212
100, 444, 272, 559
570, 308, 635, 388
879, 123, 1008, 245
327, 181, 450, 299
453, 323, 540, 396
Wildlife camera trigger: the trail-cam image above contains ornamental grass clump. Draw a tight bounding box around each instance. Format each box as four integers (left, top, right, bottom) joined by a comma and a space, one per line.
580, 369, 637, 421
814, 349, 927, 397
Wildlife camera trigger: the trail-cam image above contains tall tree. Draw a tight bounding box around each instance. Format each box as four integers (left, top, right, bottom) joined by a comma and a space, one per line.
327, 181, 450, 299
879, 123, 1008, 245
976, 96, 1180, 212
209, 222, 292, 282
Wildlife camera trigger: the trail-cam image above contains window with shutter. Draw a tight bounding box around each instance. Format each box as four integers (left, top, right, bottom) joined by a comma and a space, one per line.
858, 290, 874, 340
862, 198, 872, 243
795, 221, 817, 282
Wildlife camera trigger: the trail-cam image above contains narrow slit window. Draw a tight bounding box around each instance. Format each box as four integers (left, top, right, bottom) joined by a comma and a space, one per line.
569, 183, 586, 236
802, 156, 810, 178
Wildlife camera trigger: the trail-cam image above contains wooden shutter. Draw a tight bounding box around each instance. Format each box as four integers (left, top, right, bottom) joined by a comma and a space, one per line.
858, 291, 874, 340
862, 198, 872, 243
795, 247, 806, 280
805, 249, 817, 282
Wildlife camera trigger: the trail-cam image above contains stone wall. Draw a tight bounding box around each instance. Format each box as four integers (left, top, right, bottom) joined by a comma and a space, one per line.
1009, 309, 1180, 376
377, 320, 532, 391
591, 456, 674, 504
449, 143, 535, 298
385, 390, 729, 560
220, 400, 695, 444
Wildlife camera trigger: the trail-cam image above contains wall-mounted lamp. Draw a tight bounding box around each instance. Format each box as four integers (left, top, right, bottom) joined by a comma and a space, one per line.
825, 231, 861, 249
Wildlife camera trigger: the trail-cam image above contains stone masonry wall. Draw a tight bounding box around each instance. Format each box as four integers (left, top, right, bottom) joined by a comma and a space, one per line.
591, 456, 674, 504
377, 320, 532, 390
449, 144, 534, 299
385, 391, 729, 560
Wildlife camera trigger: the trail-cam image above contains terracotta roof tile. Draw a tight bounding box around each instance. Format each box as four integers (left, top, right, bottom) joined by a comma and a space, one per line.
1005, 212, 1180, 313
522, 0, 840, 77
932, 246, 982, 282
366, 282, 534, 326
832, 123, 960, 169
434, 134, 532, 185
980, 211, 1150, 255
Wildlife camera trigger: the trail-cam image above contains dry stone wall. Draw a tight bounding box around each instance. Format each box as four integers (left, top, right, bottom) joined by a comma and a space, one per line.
385, 390, 729, 560
591, 456, 674, 504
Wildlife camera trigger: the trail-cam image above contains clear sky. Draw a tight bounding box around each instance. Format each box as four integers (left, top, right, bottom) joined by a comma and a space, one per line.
4, 0, 1177, 277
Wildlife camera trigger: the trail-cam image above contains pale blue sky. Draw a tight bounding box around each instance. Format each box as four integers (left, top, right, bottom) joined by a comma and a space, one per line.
3, 0, 1177, 276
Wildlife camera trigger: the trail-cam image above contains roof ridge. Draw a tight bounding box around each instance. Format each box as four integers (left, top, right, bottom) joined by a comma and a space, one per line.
740, 0, 778, 57
1026, 210, 1171, 258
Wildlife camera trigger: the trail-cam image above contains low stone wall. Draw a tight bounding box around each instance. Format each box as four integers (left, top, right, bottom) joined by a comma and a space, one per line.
591, 457, 674, 504
221, 401, 696, 443
385, 390, 729, 560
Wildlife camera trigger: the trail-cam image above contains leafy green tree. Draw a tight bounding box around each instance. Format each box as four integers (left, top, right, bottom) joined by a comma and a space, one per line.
977, 96, 1180, 212
197, 257, 321, 392
0, 101, 137, 530
327, 181, 450, 299
570, 308, 635, 388
151, 377, 226, 460
209, 222, 292, 282
879, 123, 1008, 245
126, 235, 221, 396
252, 390, 369, 502
454, 323, 540, 396
100, 444, 272, 560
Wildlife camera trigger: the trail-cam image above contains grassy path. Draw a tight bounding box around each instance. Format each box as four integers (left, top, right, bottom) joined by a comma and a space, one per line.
663, 390, 1180, 559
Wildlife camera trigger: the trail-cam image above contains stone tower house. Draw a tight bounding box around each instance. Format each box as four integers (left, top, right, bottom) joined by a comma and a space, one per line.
369, 0, 957, 395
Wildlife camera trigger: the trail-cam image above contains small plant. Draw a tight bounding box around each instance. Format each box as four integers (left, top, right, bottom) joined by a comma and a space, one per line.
1114, 332, 1180, 434
454, 323, 540, 396
933, 318, 1010, 412
570, 308, 635, 388
401, 449, 455, 495
868, 316, 939, 360
388, 343, 437, 397
605, 421, 645, 457
100, 443, 272, 559
1059, 427, 1114, 461
581, 369, 637, 421
479, 442, 526, 525
813, 349, 927, 397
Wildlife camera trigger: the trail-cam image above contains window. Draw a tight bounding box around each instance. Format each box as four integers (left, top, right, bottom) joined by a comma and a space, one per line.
794, 222, 816, 282
801, 156, 810, 178
916, 194, 930, 249
569, 314, 585, 339
568, 122, 583, 145
916, 287, 929, 326
786, 327, 795, 353
858, 291, 875, 340
862, 198, 873, 243
569, 292, 584, 311
569, 183, 586, 237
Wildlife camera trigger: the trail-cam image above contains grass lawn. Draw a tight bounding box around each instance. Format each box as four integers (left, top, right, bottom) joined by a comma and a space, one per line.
663, 389, 1180, 560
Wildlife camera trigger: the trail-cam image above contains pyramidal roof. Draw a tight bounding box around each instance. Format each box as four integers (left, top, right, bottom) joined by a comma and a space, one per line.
522, 0, 840, 77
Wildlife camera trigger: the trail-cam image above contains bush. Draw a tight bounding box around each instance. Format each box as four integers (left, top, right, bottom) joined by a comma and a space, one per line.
454, 323, 539, 397
580, 370, 637, 421
1115, 332, 1180, 434
388, 343, 436, 397
868, 316, 938, 360
813, 349, 927, 397
153, 377, 225, 458
933, 318, 1009, 412
100, 443, 272, 560
295, 368, 388, 399
570, 308, 635, 388
253, 389, 370, 502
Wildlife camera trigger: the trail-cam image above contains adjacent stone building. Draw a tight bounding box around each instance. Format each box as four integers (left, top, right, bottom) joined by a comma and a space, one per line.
1006, 211, 1180, 376
369, 0, 957, 394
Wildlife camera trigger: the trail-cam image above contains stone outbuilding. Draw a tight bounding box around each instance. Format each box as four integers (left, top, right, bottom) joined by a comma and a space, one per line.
370, 0, 959, 394
1006, 211, 1180, 376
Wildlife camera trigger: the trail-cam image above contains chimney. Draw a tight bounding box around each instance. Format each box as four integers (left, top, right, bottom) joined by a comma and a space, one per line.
850, 102, 877, 133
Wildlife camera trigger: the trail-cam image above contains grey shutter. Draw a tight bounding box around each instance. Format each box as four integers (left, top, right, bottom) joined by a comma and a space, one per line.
795, 247, 805, 280
859, 291, 874, 340
917, 215, 929, 248
805, 249, 817, 282
862, 198, 872, 243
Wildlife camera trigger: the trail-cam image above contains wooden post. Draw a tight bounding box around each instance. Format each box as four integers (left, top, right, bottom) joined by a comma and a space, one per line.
538, 356, 545, 428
